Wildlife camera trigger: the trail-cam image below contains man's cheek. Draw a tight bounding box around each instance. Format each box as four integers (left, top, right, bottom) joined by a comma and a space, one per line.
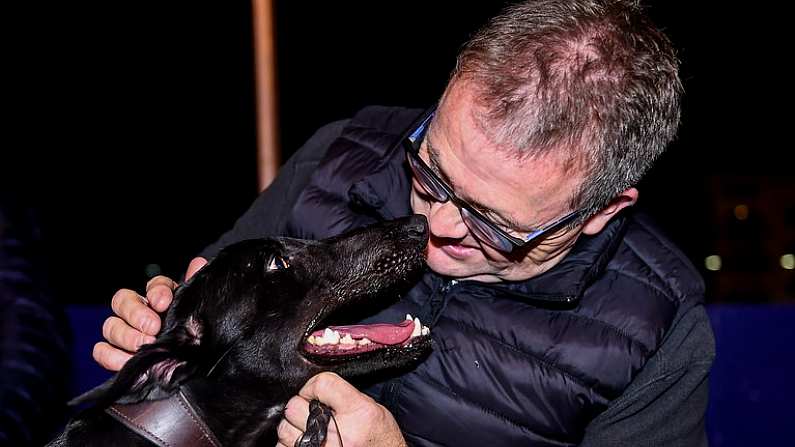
409, 191, 430, 217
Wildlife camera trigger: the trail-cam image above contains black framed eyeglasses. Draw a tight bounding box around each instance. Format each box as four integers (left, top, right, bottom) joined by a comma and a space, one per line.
402, 108, 584, 253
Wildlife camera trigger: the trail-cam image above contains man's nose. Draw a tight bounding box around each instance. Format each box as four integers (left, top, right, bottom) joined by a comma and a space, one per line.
428, 200, 469, 240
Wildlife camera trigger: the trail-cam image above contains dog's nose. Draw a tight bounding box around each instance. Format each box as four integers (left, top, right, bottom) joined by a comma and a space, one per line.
406, 215, 428, 241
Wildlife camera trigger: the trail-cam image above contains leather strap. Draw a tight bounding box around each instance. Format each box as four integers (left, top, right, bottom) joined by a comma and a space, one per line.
106, 390, 222, 447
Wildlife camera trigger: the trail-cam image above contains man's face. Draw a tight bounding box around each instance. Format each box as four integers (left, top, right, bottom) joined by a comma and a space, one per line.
409, 82, 586, 282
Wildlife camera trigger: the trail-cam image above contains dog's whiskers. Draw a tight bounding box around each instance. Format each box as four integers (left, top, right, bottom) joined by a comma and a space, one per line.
206, 341, 238, 378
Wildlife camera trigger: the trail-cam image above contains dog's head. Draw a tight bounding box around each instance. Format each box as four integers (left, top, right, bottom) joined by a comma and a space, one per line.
78, 215, 431, 406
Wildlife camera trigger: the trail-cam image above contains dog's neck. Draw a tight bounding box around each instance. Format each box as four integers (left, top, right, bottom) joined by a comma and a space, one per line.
178, 375, 292, 446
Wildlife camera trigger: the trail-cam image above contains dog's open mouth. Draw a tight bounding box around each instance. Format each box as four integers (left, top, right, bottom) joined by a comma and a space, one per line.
302, 314, 430, 358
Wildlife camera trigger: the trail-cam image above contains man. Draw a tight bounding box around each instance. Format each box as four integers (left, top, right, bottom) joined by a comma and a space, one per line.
94, 1, 715, 445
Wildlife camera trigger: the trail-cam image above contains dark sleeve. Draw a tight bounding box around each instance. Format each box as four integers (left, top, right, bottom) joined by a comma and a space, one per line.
198, 119, 349, 260
580, 304, 716, 447
0, 199, 71, 447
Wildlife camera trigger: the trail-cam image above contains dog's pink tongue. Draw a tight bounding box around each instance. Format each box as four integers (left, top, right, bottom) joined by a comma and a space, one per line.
324, 320, 414, 345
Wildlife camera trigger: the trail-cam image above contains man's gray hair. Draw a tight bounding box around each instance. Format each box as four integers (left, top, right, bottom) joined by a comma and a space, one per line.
452, 0, 682, 220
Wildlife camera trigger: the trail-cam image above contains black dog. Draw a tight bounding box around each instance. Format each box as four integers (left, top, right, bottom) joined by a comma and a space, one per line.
48, 215, 432, 446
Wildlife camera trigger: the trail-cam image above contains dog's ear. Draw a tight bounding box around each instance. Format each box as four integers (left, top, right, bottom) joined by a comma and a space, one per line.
114, 350, 200, 404
71, 318, 205, 407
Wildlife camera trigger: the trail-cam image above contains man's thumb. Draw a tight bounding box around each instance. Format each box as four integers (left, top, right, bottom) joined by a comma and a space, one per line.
186, 257, 208, 280
299, 372, 365, 411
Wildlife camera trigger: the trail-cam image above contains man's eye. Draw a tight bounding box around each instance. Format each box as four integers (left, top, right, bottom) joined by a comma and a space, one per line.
267, 255, 290, 271
480, 211, 523, 236
411, 180, 435, 201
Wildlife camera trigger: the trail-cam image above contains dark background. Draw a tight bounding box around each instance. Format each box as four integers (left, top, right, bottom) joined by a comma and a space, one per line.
5, 1, 792, 306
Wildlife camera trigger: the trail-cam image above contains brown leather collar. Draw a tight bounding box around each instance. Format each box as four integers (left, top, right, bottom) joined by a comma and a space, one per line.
106, 389, 222, 447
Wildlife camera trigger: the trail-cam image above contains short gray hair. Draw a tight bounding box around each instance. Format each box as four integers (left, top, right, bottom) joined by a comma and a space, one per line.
451, 0, 683, 220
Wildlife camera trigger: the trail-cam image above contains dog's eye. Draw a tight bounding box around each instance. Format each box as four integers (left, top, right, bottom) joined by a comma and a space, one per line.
267, 255, 290, 271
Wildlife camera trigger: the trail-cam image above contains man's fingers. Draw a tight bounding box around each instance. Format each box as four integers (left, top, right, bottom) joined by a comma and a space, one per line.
110, 289, 161, 335
283, 395, 310, 431
299, 372, 369, 410
102, 316, 156, 352
145, 275, 179, 312
92, 341, 133, 372
276, 417, 304, 447
185, 257, 208, 281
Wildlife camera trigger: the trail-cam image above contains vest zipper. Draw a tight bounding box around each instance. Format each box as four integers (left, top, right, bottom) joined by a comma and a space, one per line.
381, 277, 458, 416
429, 279, 457, 325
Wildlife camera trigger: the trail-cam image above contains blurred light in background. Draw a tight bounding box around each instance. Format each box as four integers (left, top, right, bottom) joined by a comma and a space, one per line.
781, 254, 795, 270
707, 176, 793, 302
706, 255, 722, 271
733, 204, 749, 221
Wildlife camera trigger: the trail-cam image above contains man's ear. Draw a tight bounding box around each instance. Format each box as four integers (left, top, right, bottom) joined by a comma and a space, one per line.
581, 188, 639, 235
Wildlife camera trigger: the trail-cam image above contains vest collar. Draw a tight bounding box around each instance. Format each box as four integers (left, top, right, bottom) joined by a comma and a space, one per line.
347, 112, 421, 221
490, 214, 628, 306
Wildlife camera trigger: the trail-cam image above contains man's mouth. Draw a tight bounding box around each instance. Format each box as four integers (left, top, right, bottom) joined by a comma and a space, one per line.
303, 314, 430, 357
438, 242, 477, 260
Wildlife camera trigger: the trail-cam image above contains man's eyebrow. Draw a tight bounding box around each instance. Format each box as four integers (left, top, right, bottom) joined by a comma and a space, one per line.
424, 139, 529, 231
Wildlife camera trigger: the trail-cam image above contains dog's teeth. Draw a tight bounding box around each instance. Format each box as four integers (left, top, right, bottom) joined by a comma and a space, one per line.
406, 313, 413, 321
340, 334, 355, 345
358, 338, 372, 345
421, 326, 429, 336
412, 317, 422, 337
307, 335, 317, 345
321, 328, 340, 344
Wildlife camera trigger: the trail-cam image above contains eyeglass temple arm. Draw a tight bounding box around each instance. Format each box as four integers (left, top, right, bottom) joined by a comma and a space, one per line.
525, 209, 584, 241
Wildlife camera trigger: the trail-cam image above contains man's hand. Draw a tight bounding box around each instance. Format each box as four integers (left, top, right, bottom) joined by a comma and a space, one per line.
92, 256, 208, 371
277, 372, 407, 447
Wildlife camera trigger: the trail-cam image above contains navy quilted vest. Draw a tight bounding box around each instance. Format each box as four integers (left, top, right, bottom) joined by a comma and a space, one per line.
285, 106, 703, 446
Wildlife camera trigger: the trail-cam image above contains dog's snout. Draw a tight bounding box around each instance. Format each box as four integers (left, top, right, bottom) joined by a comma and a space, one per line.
406, 215, 428, 241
